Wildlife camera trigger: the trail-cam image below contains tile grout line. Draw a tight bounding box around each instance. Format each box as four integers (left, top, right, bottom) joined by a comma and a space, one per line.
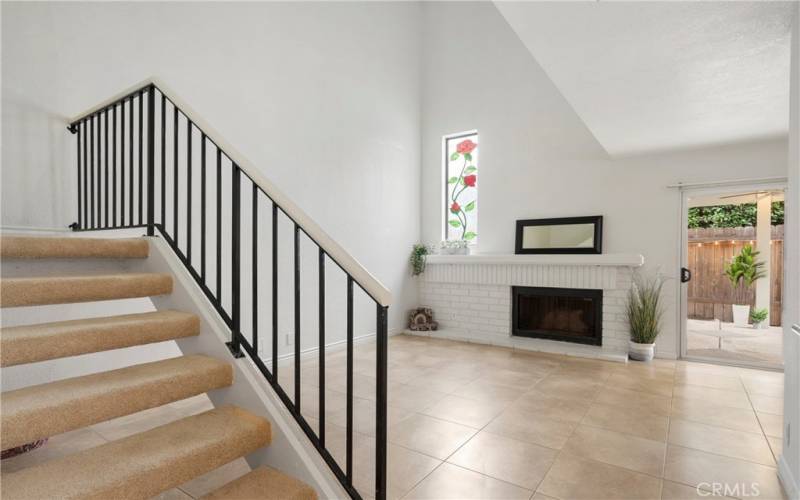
398, 362, 567, 499
739, 371, 782, 468
527, 366, 611, 498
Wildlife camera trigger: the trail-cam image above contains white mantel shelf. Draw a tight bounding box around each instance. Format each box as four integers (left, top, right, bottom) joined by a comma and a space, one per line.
426, 253, 644, 267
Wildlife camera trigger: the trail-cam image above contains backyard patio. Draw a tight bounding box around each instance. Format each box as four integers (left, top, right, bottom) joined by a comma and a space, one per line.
686, 318, 784, 366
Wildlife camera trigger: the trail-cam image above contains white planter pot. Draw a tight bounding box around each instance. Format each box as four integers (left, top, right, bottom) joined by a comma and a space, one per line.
752, 321, 768, 330
629, 341, 655, 362
440, 246, 470, 255
732, 304, 750, 326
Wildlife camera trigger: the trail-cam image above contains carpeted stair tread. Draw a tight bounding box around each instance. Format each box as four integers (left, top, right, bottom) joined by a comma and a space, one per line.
202, 466, 318, 500
1, 405, 271, 500
0, 272, 173, 307
1, 310, 200, 367
1, 354, 233, 450
1, 235, 149, 259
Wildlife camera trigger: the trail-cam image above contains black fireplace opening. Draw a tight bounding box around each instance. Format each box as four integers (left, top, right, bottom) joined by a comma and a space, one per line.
512, 286, 602, 346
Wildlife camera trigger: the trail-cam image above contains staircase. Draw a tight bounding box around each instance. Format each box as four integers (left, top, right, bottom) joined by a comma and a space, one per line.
0, 235, 318, 499
2, 77, 392, 500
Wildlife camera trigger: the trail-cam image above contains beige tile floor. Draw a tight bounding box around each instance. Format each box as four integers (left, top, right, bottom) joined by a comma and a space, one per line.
2, 334, 787, 500
286, 334, 787, 500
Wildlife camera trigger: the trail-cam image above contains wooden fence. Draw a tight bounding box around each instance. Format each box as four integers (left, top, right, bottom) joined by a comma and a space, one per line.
687, 226, 783, 326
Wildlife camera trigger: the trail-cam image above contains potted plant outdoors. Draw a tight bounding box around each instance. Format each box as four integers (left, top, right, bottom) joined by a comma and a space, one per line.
410, 244, 431, 276
627, 271, 667, 362
724, 245, 766, 327
750, 308, 769, 330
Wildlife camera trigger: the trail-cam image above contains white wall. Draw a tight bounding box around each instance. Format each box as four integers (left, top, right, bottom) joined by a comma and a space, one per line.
780, 3, 800, 498
420, 1, 788, 358
1, 2, 422, 339
2, 0, 793, 366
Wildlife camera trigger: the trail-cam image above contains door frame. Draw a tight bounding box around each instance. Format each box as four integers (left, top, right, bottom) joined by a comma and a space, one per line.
677, 179, 787, 370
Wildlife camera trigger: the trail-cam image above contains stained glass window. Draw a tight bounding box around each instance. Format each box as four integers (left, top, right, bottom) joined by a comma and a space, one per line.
444, 132, 478, 243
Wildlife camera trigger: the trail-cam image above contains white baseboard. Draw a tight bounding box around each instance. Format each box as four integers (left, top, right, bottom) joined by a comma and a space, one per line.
779, 455, 799, 500
270, 328, 404, 364
404, 328, 630, 363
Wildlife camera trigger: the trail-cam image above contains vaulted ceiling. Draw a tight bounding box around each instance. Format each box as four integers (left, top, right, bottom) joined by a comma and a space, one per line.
494, 1, 794, 157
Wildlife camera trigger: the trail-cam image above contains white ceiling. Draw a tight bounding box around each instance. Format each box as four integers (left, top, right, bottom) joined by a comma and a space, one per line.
494, 1, 794, 157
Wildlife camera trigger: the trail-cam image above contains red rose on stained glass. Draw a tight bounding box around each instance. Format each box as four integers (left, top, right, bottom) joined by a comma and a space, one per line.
450, 202, 461, 213
456, 140, 477, 154
463, 175, 477, 187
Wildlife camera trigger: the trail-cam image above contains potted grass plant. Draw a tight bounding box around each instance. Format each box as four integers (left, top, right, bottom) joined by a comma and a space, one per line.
724, 245, 765, 326
627, 271, 666, 362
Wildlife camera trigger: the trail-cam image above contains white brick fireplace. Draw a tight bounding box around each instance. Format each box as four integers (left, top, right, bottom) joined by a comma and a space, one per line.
413, 254, 644, 362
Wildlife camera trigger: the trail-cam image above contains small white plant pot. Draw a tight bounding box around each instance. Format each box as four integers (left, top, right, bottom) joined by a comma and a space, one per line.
732, 304, 750, 326
752, 321, 768, 330
440, 246, 469, 255
629, 341, 655, 362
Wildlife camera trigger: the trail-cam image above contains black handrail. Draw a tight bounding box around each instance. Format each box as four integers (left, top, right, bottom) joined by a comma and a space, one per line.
68, 83, 388, 500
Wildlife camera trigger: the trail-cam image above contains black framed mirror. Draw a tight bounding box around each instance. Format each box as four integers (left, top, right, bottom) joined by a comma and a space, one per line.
515, 216, 603, 254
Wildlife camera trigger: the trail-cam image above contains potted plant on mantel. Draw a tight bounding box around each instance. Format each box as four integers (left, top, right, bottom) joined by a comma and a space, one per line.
410, 244, 431, 276
439, 239, 470, 255
627, 271, 666, 362
724, 245, 766, 326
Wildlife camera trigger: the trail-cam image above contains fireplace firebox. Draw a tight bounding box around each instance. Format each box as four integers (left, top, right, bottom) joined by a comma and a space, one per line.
511, 286, 602, 346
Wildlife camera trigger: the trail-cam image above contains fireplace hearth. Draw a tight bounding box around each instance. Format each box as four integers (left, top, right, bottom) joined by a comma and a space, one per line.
512, 286, 602, 346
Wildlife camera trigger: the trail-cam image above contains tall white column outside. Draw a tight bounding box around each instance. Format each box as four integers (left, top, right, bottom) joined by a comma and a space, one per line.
755, 193, 772, 324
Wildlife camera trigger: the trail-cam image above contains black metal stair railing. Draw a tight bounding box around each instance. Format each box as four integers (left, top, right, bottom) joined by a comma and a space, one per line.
67, 81, 389, 500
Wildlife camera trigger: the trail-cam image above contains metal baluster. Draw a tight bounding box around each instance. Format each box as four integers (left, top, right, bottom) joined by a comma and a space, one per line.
121, 99, 126, 225
90, 115, 94, 228
294, 223, 301, 410
252, 183, 258, 353
216, 148, 222, 303
346, 276, 354, 485
230, 164, 242, 356
375, 304, 389, 500
96, 114, 101, 227
272, 202, 278, 381
318, 248, 326, 446
146, 85, 155, 236
113, 105, 117, 227
201, 133, 207, 282
138, 91, 143, 225
187, 120, 193, 261
83, 120, 88, 228
129, 95, 134, 222
161, 94, 166, 231
104, 110, 109, 227
173, 106, 179, 245
77, 122, 82, 229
